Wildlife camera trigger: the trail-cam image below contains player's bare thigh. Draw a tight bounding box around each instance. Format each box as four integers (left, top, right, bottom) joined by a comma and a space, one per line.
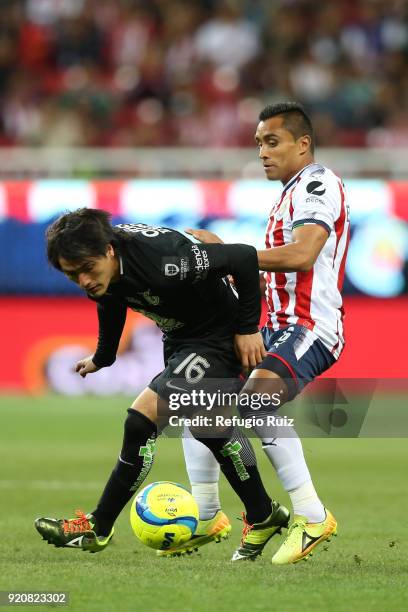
130, 386, 231, 437
243, 369, 289, 408
131, 387, 159, 422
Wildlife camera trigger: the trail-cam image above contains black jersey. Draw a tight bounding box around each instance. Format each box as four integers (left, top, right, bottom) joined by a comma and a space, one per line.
90, 223, 261, 368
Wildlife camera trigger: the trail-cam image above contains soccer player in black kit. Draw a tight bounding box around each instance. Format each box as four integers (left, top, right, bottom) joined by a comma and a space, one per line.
35, 208, 289, 554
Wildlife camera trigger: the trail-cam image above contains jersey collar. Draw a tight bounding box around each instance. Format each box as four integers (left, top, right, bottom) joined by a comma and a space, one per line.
281, 162, 315, 194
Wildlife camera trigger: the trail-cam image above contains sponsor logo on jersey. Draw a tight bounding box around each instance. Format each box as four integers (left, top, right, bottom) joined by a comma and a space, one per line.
165, 263, 179, 276
191, 244, 210, 281
306, 181, 326, 196
163, 258, 189, 279
310, 167, 325, 178
305, 196, 325, 205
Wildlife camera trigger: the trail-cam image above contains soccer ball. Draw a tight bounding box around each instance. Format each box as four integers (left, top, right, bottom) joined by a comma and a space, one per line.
130, 481, 199, 550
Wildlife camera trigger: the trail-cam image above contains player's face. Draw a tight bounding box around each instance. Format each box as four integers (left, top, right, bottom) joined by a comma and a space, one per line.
255, 116, 311, 184
59, 245, 119, 297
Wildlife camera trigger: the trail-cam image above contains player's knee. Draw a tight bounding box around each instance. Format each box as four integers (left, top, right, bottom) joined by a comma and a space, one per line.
238, 371, 289, 417
120, 409, 158, 464
131, 387, 159, 423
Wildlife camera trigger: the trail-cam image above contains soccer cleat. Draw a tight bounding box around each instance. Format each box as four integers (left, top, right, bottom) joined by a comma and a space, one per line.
156, 510, 231, 557
34, 510, 114, 553
271, 508, 337, 565
231, 501, 290, 562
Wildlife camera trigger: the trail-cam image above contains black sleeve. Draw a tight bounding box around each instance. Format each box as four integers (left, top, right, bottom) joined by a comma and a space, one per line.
91, 297, 127, 368
164, 242, 261, 335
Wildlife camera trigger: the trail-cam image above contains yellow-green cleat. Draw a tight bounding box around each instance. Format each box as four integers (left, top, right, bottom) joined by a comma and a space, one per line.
231, 501, 290, 562
35, 510, 114, 553
157, 510, 231, 557
272, 508, 337, 565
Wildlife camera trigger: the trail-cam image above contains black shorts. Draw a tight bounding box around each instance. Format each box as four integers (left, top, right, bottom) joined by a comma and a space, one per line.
149, 336, 242, 410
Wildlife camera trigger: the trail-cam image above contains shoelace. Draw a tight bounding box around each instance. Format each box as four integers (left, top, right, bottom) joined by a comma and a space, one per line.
63, 510, 93, 535
240, 512, 254, 545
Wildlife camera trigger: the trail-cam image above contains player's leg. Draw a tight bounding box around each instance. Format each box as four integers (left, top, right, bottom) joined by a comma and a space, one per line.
182, 429, 231, 541
157, 431, 231, 557
191, 425, 289, 561
156, 340, 289, 558
161, 423, 289, 559
237, 324, 337, 564
158, 427, 233, 558
90, 388, 159, 534
35, 388, 161, 552
182, 427, 221, 520
243, 370, 326, 523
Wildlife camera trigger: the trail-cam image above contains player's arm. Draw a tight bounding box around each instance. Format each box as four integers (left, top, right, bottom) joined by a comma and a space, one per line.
186, 225, 328, 272
257, 224, 329, 272
184, 242, 266, 367
210, 242, 266, 367
154, 233, 261, 337
76, 296, 127, 377
186, 228, 267, 292
184, 242, 261, 331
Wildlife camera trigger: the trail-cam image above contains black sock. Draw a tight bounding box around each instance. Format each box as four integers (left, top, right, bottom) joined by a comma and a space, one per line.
194, 428, 271, 524
92, 409, 157, 536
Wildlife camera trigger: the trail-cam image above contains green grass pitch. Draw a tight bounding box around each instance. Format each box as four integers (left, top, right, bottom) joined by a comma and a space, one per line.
0, 395, 407, 611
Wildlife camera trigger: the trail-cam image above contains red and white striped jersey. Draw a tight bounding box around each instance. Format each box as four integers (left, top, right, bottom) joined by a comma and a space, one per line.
264, 163, 350, 359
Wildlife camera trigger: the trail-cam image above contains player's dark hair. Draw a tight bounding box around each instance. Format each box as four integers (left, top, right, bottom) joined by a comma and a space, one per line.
259, 101, 314, 153
46, 208, 118, 270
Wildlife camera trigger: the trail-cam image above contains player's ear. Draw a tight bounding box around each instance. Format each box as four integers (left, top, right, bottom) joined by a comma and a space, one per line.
106, 244, 115, 258
298, 134, 311, 155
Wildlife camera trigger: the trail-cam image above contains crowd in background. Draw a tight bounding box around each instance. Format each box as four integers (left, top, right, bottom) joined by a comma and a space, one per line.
1, 0, 408, 148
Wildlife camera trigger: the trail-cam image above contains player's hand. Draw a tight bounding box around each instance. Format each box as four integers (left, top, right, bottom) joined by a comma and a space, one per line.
234, 332, 266, 370
75, 356, 100, 378
185, 228, 224, 244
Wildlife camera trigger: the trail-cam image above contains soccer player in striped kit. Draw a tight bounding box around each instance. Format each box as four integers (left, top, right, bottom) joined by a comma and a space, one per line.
184, 101, 350, 564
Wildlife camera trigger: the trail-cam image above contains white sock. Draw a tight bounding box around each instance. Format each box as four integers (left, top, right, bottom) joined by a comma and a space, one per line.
288, 481, 326, 523
190, 482, 221, 521
182, 427, 221, 520
258, 425, 325, 523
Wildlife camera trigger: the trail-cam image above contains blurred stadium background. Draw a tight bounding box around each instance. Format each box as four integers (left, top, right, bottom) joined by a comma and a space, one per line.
1, 0, 407, 395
